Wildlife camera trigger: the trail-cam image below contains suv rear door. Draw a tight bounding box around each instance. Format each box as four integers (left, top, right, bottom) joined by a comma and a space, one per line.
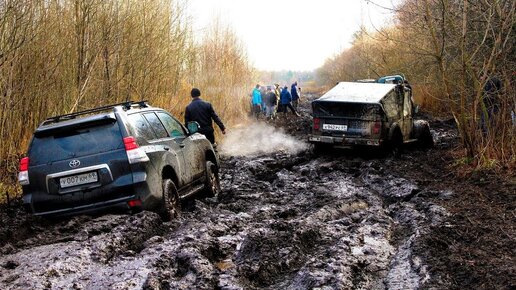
27, 115, 133, 213
156, 111, 205, 182
127, 112, 188, 188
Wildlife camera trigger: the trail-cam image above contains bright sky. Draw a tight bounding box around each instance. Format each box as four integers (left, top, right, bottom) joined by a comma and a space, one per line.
187, 0, 399, 71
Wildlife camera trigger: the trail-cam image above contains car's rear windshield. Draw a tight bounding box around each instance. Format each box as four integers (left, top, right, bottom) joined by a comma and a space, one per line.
29, 121, 124, 165
312, 102, 383, 120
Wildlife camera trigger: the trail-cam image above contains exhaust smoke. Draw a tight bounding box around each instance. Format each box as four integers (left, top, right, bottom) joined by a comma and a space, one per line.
219, 123, 308, 156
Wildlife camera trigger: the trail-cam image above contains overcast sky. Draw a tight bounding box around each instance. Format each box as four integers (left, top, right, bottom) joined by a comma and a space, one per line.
187, 0, 399, 71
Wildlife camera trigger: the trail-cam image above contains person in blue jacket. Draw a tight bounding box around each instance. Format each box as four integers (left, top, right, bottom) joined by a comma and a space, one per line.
251, 84, 262, 119
280, 86, 300, 116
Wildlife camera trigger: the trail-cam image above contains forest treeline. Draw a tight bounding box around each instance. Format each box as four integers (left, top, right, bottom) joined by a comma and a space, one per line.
0, 0, 253, 190
317, 0, 515, 169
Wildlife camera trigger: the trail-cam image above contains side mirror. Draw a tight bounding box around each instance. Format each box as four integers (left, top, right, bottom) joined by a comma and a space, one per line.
187, 121, 200, 135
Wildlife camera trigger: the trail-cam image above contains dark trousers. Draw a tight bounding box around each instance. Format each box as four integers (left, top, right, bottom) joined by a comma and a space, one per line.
252, 104, 262, 119
292, 99, 299, 110
282, 103, 297, 114
201, 131, 215, 144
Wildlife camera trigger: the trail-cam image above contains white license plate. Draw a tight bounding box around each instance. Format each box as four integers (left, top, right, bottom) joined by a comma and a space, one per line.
322, 124, 348, 131
60, 172, 98, 188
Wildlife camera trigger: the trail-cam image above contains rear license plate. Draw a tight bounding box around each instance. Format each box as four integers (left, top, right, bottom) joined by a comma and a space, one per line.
60, 172, 98, 188
322, 124, 348, 131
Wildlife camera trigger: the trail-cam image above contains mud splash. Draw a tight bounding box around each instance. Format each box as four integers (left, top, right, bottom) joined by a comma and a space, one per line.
219, 123, 308, 157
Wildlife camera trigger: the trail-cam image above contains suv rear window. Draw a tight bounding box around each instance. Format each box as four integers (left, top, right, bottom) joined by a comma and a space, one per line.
313, 102, 382, 120
29, 121, 123, 165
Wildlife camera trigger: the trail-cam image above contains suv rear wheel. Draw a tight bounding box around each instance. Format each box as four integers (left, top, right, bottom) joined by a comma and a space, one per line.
313, 143, 331, 155
159, 179, 181, 221
203, 161, 221, 198
389, 128, 403, 158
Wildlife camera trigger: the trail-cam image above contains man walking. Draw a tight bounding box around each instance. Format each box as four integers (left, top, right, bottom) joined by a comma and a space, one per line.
280, 85, 300, 117
185, 88, 226, 144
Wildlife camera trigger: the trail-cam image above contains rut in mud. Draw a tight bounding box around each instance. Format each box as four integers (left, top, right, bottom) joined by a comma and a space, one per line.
0, 118, 453, 289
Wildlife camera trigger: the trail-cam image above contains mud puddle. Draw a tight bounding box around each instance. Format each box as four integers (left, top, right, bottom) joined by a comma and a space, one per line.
0, 145, 450, 289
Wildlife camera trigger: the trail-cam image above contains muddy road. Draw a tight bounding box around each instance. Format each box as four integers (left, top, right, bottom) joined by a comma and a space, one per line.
0, 100, 513, 289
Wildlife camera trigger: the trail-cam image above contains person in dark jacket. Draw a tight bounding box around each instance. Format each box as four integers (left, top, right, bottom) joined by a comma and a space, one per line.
264, 87, 277, 119
280, 86, 300, 116
185, 88, 226, 144
291, 81, 300, 110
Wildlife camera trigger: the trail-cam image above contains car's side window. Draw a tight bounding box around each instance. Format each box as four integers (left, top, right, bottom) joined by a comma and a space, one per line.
157, 112, 186, 138
127, 113, 157, 141
143, 112, 168, 139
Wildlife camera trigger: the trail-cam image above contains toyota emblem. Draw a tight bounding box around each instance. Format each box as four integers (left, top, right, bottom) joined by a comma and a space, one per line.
69, 159, 81, 168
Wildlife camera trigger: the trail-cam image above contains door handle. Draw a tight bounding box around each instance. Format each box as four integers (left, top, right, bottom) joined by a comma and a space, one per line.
179, 143, 185, 148
164, 146, 170, 151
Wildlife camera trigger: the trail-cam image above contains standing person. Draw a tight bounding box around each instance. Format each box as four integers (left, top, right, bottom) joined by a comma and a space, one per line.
265, 87, 277, 120
274, 84, 283, 114
185, 88, 226, 144
280, 85, 300, 116
291, 81, 300, 110
481, 75, 502, 133
252, 84, 263, 119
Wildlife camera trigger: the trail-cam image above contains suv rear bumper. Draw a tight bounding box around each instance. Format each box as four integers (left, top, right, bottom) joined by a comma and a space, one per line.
26, 194, 138, 217
308, 134, 383, 148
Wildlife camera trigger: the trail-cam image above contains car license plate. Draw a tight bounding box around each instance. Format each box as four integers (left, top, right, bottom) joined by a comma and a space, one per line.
322, 124, 348, 131
60, 172, 98, 188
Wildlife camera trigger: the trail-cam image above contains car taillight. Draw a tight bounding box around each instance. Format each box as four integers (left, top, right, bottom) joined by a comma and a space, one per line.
128, 199, 142, 207
313, 118, 320, 130
18, 157, 30, 185
123, 136, 149, 164
372, 121, 381, 135
124, 136, 138, 150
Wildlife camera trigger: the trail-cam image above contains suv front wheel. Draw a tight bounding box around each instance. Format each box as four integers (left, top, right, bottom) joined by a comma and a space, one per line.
159, 179, 181, 221
203, 161, 221, 198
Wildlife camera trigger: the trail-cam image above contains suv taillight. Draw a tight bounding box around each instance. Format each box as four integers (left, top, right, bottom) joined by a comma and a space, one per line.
124, 136, 149, 164
313, 118, 320, 130
372, 121, 381, 135
18, 157, 30, 185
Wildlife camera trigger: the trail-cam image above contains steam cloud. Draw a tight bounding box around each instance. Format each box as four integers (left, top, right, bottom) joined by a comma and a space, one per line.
219, 123, 308, 156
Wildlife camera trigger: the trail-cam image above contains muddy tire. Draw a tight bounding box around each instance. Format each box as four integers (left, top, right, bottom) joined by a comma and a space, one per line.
417, 123, 434, 149
312, 143, 330, 155
388, 129, 403, 158
159, 179, 181, 221
203, 161, 221, 198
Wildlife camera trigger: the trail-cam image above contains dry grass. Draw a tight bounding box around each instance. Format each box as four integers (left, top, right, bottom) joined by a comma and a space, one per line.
0, 1, 254, 202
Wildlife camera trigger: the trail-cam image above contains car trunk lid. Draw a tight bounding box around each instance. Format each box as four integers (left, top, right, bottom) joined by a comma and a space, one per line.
312, 101, 383, 137
26, 116, 134, 213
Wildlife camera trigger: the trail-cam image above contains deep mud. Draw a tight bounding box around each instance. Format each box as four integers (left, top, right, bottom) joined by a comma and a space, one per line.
0, 96, 514, 289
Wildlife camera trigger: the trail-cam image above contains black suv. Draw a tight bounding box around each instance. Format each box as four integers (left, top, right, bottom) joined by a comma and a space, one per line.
18, 101, 220, 219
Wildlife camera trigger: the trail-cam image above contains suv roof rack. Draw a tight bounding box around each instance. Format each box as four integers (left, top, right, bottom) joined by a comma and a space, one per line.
42, 100, 149, 125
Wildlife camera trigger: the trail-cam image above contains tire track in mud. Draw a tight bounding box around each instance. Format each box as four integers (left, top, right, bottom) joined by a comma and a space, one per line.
0, 149, 450, 289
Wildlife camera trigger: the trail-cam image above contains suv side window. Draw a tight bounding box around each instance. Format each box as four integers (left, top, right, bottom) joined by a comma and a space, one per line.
157, 112, 186, 138
127, 113, 157, 141
143, 112, 168, 139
